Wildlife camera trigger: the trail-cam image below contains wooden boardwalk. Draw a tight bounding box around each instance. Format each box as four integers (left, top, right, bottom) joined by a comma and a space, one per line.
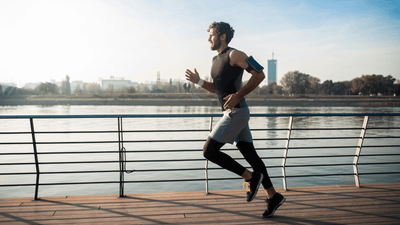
1, 183, 399, 224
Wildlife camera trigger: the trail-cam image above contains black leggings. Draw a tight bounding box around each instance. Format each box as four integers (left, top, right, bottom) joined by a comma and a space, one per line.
203, 137, 273, 189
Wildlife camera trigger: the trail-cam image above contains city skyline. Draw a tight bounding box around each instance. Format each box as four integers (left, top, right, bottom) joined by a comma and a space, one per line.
1, 0, 399, 87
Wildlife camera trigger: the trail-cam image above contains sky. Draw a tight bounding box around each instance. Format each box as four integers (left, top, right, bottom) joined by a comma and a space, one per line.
0, 0, 399, 87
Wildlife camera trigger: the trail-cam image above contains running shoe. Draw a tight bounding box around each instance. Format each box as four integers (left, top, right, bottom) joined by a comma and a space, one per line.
243, 172, 263, 202
262, 193, 285, 218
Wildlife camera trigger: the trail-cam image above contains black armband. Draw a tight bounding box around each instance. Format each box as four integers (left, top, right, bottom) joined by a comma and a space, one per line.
245, 56, 264, 73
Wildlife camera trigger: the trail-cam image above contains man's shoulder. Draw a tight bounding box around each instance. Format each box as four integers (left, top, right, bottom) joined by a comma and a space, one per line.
229, 48, 248, 60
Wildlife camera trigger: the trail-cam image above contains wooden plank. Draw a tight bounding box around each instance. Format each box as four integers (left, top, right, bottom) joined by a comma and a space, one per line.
0, 183, 399, 225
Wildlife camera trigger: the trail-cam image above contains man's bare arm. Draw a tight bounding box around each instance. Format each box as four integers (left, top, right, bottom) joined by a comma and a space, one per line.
185, 69, 216, 93
223, 50, 265, 110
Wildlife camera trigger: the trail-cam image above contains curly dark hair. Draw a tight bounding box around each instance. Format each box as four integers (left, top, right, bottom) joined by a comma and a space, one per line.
207, 21, 235, 44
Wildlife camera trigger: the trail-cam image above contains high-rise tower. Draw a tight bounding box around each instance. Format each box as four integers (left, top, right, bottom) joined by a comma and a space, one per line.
267, 52, 277, 85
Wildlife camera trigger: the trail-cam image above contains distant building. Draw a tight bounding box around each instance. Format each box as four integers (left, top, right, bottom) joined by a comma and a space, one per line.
23, 82, 41, 89
101, 76, 136, 91
71, 80, 84, 93
51, 79, 62, 88
267, 52, 277, 85
0, 82, 17, 95
0, 82, 17, 88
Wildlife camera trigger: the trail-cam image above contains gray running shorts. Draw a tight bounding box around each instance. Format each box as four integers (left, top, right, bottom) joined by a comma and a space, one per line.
209, 107, 253, 144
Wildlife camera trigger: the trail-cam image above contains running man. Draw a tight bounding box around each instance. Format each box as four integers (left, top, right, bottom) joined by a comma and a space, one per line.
185, 21, 285, 218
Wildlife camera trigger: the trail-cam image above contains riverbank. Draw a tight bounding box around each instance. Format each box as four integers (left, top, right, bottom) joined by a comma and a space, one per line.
1, 93, 400, 107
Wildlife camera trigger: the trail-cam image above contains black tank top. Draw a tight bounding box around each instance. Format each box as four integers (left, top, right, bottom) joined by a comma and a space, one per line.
211, 47, 248, 110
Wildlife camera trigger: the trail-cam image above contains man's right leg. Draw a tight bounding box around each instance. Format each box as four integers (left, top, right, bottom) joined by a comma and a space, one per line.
203, 137, 247, 176
203, 137, 263, 202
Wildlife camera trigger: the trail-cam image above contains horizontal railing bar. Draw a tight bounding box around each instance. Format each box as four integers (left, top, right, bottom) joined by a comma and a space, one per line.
2, 112, 400, 119
0, 146, 371, 156
3, 126, 399, 135
0, 141, 119, 145
3, 154, 400, 166
0, 170, 120, 175
280, 171, 400, 178
0, 147, 344, 155
0, 139, 373, 146
0, 161, 119, 166
2, 128, 399, 136
2, 138, 400, 148
256, 137, 361, 140
285, 162, 400, 167
0, 131, 118, 135
2, 129, 399, 137
3, 146, 398, 156
283, 154, 400, 158
361, 145, 400, 148
351, 153, 400, 157
283, 172, 400, 178
6, 127, 397, 135
4, 171, 400, 187
365, 127, 400, 130
0, 139, 207, 145
3, 161, 400, 176
3, 152, 400, 166
0, 167, 273, 176
272, 145, 400, 150
0, 129, 210, 135
0, 151, 120, 155
0, 140, 396, 148
364, 136, 400, 139
0, 114, 225, 119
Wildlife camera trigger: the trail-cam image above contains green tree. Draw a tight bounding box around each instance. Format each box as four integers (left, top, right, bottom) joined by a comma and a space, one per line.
351, 74, 396, 95
308, 76, 321, 94
107, 84, 114, 93
123, 86, 136, 93
73, 84, 83, 95
260, 82, 276, 95
138, 84, 151, 93
331, 81, 352, 95
273, 84, 283, 95
87, 83, 102, 94
260, 82, 283, 95
175, 80, 184, 93
35, 82, 59, 95
321, 80, 333, 95
280, 71, 313, 95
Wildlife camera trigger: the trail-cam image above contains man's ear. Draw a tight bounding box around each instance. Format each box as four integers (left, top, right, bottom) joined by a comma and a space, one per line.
220, 33, 227, 42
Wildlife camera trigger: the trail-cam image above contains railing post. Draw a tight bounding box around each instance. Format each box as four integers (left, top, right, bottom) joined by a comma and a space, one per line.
205, 116, 213, 195
118, 117, 125, 197
282, 116, 293, 190
353, 116, 369, 187
29, 118, 40, 200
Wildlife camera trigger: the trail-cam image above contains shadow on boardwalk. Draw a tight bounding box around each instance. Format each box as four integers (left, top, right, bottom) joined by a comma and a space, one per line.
0, 183, 399, 224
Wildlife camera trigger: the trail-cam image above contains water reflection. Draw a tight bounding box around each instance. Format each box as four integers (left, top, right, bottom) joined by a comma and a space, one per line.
1, 105, 399, 198
264, 107, 279, 147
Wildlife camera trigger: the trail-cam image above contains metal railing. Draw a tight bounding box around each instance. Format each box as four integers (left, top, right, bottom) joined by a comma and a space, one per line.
1, 113, 400, 200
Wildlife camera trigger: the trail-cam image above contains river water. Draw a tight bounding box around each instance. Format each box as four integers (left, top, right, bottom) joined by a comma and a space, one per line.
1, 105, 399, 198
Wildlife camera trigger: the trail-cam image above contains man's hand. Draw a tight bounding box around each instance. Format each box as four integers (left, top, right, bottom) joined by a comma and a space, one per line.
185, 68, 200, 84
223, 93, 241, 110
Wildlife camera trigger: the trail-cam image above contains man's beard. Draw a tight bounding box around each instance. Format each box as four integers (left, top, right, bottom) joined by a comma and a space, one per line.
211, 37, 221, 50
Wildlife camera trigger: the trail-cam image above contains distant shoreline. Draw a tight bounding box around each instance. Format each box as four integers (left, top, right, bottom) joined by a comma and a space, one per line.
1, 94, 400, 107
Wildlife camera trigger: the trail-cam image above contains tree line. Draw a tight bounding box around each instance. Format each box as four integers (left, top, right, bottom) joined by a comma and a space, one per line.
1, 72, 399, 96
260, 71, 399, 96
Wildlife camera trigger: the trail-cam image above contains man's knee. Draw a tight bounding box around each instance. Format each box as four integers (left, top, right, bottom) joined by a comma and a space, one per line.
203, 137, 223, 160
236, 140, 255, 151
